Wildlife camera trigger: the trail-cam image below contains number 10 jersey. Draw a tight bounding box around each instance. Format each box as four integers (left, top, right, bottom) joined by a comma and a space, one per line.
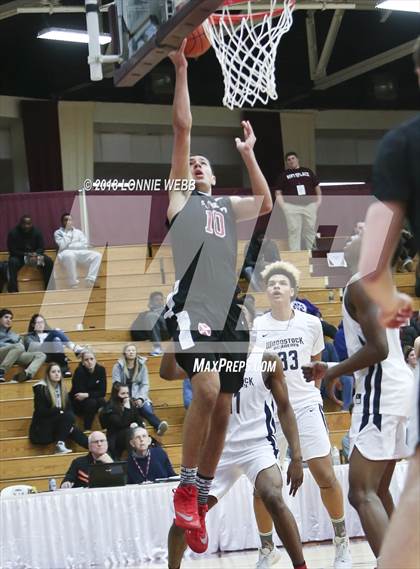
253, 309, 325, 411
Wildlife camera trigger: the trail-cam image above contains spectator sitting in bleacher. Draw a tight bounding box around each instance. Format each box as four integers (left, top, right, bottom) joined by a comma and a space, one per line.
7, 215, 54, 293
321, 340, 353, 411
69, 349, 107, 431
61, 430, 113, 488
400, 312, 420, 349
404, 345, 419, 378
321, 320, 338, 341
130, 291, 169, 356
333, 321, 348, 361
112, 344, 168, 436
241, 232, 280, 292
0, 308, 46, 383
24, 313, 83, 379
127, 425, 176, 484
29, 362, 88, 454
183, 378, 192, 409
99, 382, 148, 459
292, 296, 321, 317
54, 213, 101, 289
292, 296, 337, 339
393, 228, 417, 273
240, 293, 264, 319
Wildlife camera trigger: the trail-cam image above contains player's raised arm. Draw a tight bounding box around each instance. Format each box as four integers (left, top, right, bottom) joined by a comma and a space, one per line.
303, 280, 389, 404
230, 121, 272, 221
337, 280, 389, 372
264, 353, 303, 496
359, 201, 413, 328
167, 40, 194, 220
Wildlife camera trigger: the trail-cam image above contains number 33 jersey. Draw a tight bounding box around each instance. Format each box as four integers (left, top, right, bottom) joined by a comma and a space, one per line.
253, 310, 325, 411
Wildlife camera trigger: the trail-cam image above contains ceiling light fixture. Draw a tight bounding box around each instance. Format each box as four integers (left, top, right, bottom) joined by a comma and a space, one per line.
376, 1, 420, 13
37, 28, 111, 45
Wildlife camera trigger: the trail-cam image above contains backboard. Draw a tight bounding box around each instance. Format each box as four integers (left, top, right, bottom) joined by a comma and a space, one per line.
112, 0, 225, 87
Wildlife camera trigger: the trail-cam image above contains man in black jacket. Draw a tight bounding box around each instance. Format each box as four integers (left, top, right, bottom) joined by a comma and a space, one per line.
7, 215, 54, 292
61, 431, 114, 488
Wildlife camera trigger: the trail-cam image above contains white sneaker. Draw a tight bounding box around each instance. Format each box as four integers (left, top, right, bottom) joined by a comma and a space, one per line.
157, 421, 168, 436
255, 546, 281, 569
333, 536, 352, 568
73, 344, 86, 357
149, 347, 163, 357
55, 441, 72, 454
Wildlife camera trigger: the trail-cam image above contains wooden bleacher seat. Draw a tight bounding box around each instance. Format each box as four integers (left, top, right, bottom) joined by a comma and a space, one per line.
0, 243, 416, 491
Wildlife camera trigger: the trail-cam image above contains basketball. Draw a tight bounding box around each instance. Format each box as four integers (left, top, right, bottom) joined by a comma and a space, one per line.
184, 24, 211, 58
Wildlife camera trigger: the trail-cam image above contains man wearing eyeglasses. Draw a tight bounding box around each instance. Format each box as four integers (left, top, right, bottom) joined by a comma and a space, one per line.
61, 431, 113, 488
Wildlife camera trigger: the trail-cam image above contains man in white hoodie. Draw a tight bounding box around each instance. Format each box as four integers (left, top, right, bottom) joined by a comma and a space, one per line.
54, 213, 102, 288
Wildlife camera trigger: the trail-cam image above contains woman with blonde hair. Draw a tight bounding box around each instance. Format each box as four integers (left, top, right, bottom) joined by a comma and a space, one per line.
29, 362, 88, 454
112, 344, 168, 436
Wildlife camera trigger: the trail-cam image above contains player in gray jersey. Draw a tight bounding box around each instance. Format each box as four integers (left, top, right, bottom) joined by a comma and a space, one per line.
165, 41, 272, 555
303, 231, 413, 566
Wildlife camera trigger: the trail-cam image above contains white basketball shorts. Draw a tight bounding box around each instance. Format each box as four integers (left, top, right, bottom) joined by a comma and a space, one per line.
210, 438, 279, 501
349, 413, 409, 461
277, 403, 331, 463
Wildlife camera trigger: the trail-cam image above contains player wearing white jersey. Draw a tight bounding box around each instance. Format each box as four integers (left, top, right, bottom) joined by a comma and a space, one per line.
303, 233, 414, 565
253, 261, 352, 569
210, 347, 305, 569
357, 42, 420, 569
160, 307, 307, 569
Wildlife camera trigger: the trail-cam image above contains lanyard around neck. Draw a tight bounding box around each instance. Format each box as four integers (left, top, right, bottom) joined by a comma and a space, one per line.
132, 451, 151, 481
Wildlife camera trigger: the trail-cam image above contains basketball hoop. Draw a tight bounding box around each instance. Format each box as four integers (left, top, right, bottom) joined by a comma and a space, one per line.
204, 0, 295, 109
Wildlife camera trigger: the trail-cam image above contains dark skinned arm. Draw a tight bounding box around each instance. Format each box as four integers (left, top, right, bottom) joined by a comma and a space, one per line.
302, 279, 388, 404
311, 352, 322, 390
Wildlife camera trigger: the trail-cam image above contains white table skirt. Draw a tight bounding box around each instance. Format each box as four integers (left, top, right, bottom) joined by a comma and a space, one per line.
1, 463, 408, 569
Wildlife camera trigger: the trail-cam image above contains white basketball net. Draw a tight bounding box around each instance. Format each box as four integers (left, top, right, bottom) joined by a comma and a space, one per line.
204, 0, 295, 109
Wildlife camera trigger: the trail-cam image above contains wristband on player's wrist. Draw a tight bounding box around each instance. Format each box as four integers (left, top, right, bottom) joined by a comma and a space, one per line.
291, 456, 303, 462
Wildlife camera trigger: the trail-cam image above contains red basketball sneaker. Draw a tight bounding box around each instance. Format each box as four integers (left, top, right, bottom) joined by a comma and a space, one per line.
173, 485, 200, 530
185, 504, 209, 553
